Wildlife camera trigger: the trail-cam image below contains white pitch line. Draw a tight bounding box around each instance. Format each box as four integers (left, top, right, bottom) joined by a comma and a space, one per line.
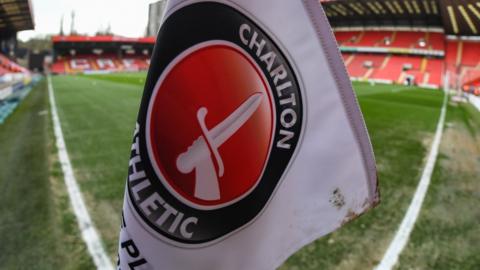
375, 90, 448, 270
47, 75, 114, 270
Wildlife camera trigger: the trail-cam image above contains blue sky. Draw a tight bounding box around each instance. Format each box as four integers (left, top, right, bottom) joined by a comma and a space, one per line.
18, 0, 159, 41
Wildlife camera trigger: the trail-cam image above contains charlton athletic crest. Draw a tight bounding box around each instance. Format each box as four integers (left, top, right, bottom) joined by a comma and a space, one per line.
127, 1, 304, 246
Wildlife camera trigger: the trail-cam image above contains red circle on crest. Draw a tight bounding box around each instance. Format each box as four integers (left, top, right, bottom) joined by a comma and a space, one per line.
148, 43, 273, 208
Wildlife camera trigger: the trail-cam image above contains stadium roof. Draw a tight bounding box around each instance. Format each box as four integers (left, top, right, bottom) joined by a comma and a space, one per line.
321, 0, 480, 36
52, 35, 156, 54
441, 0, 480, 35
0, 0, 34, 34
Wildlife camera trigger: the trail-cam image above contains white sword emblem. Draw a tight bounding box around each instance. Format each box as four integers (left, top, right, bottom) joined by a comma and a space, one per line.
176, 93, 264, 201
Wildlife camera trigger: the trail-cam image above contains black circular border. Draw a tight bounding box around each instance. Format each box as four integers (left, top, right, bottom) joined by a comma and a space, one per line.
128, 1, 303, 245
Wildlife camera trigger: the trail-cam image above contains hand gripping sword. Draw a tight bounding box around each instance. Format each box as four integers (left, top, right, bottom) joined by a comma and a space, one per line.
176, 93, 264, 201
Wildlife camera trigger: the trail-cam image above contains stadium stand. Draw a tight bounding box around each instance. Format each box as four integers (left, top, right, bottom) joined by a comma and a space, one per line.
335, 31, 445, 88
339, 33, 444, 88
445, 41, 460, 70
51, 36, 154, 74
51, 55, 150, 74
443, 38, 480, 92
45, 0, 480, 95
425, 58, 444, 87
336, 31, 445, 52
344, 54, 385, 79
0, 53, 29, 75
323, 0, 480, 93
428, 33, 445, 51
460, 42, 480, 67
0, 0, 35, 124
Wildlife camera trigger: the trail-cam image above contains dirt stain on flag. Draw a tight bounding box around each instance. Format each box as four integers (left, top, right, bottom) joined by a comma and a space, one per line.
329, 188, 345, 209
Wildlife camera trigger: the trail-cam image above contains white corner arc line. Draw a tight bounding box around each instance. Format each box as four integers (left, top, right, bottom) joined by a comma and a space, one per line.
47, 75, 114, 270
375, 90, 448, 270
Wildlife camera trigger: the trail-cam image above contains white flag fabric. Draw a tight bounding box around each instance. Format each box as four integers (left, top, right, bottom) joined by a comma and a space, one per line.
117, 0, 378, 269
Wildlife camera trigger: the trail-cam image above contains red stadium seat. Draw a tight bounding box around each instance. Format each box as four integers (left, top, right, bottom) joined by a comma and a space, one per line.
424, 59, 444, 86
390, 32, 426, 49
335, 30, 445, 52
356, 31, 393, 47
461, 42, 480, 67
346, 54, 385, 78
0, 53, 29, 74
371, 56, 423, 83
51, 54, 151, 74
428, 33, 445, 51
336, 31, 451, 88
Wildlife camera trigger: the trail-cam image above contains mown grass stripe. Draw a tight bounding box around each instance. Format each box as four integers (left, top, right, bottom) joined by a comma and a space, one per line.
375, 90, 448, 270
47, 75, 114, 270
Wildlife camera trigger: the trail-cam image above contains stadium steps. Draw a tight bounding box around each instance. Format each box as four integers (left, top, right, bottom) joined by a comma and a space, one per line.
90, 59, 99, 70
363, 68, 374, 80
114, 59, 124, 70
423, 72, 430, 85
380, 55, 391, 69
397, 72, 406, 84
421, 58, 428, 72
456, 41, 464, 67
354, 31, 365, 45
64, 61, 72, 73
344, 54, 355, 66
460, 67, 467, 79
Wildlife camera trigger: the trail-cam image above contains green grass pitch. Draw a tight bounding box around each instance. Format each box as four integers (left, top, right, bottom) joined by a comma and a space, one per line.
0, 73, 479, 269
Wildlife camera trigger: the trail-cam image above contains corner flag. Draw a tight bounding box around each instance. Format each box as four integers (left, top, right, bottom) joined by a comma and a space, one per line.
117, 0, 378, 269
